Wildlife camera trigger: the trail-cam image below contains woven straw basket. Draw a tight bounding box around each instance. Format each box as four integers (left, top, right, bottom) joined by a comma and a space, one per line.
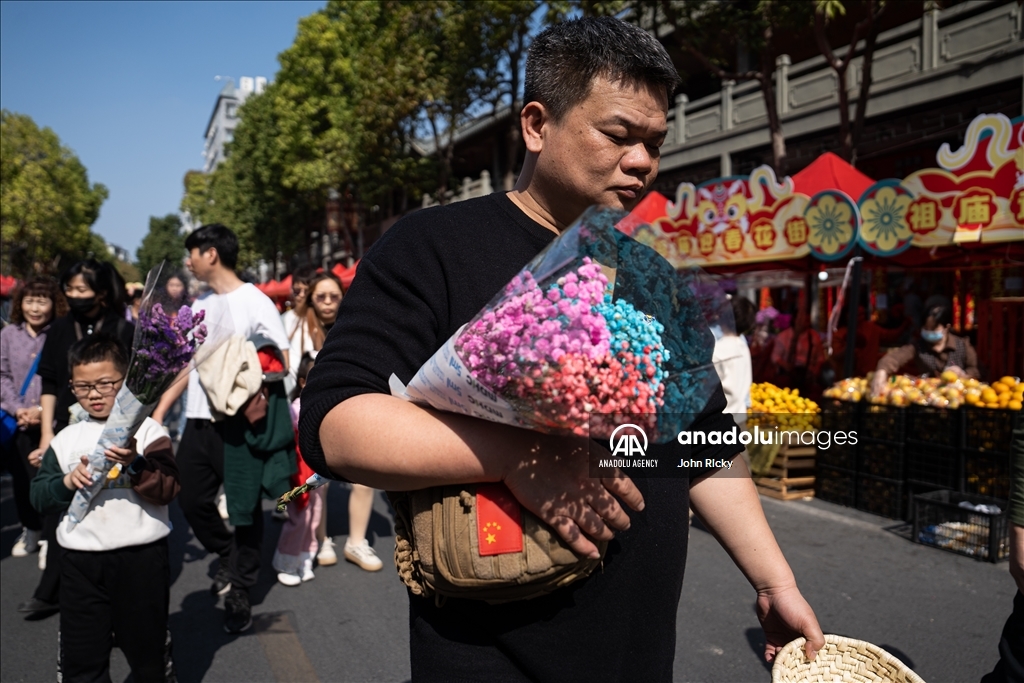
772, 634, 925, 683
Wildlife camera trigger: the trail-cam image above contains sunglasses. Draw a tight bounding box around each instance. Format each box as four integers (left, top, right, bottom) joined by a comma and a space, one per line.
313, 292, 342, 304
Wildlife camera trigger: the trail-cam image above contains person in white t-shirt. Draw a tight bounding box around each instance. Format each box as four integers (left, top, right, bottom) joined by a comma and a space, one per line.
712, 295, 756, 429
152, 224, 290, 635
280, 265, 318, 391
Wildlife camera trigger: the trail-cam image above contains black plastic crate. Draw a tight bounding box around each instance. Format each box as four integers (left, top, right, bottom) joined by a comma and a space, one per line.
964, 407, 1021, 453
856, 473, 905, 520
905, 441, 959, 489
816, 436, 858, 470
912, 490, 1010, 562
905, 478, 950, 523
857, 437, 904, 480
907, 405, 961, 446
963, 448, 1012, 500
861, 404, 906, 442
816, 465, 856, 508
820, 398, 861, 433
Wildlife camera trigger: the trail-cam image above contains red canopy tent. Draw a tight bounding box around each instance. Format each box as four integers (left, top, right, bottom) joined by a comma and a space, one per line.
790, 151, 875, 200
331, 261, 359, 289
257, 274, 292, 300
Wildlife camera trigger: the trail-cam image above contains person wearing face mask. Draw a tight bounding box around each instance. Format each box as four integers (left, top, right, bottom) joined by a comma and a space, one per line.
17, 259, 135, 618
871, 295, 980, 396
1, 278, 66, 560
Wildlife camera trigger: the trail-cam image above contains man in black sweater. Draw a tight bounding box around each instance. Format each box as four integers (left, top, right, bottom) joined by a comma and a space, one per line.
300, 16, 823, 681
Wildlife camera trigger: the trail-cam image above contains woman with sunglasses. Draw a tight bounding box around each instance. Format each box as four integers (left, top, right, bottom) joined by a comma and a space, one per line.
287, 273, 383, 573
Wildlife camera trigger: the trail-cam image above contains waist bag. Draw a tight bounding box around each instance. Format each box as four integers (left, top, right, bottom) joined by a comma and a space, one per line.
388, 483, 607, 603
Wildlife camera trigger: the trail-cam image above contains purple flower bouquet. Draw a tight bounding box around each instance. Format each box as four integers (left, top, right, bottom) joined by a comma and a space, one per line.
66, 264, 209, 531
390, 207, 732, 444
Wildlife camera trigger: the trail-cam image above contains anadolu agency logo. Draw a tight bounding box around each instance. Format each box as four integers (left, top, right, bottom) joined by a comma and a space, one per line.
599, 424, 660, 469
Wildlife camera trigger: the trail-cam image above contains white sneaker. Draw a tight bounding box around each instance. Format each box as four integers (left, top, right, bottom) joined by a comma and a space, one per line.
301, 564, 315, 582
317, 538, 338, 566
344, 539, 383, 572
11, 529, 41, 557
217, 493, 229, 520
37, 540, 48, 571
276, 571, 302, 587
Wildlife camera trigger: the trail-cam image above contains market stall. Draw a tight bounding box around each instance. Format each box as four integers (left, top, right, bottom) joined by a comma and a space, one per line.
620, 112, 1023, 540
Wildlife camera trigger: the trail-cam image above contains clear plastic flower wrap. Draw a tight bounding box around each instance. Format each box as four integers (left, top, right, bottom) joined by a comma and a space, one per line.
65, 262, 228, 531
389, 206, 732, 444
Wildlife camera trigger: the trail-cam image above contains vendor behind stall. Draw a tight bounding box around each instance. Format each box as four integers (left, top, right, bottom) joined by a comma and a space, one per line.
871, 295, 979, 395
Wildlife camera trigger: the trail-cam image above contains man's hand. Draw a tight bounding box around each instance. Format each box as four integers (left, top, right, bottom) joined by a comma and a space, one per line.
63, 456, 93, 490
757, 585, 825, 663
502, 437, 644, 558
1010, 524, 1024, 595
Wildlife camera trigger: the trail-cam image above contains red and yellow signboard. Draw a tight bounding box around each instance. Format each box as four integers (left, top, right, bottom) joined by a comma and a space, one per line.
622, 113, 1023, 266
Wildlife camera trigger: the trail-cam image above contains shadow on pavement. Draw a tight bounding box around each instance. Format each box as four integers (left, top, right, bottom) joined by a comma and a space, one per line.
879, 644, 916, 670
745, 627, 773, 673
168, 589, 231, 682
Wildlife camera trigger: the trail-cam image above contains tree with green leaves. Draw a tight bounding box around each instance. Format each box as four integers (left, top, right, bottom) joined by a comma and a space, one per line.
655, 0, 813, 174
136, 214, 186, 277
814, 0, 888, 166
1, 110, 109, 277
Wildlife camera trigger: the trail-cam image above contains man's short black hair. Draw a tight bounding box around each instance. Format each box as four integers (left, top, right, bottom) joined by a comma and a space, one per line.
184, 224, 239, 270
524, 16, 681, 121
68, 335, 129, 376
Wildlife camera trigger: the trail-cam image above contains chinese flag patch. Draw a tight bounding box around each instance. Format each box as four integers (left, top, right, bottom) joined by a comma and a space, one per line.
476, 483, 524, 556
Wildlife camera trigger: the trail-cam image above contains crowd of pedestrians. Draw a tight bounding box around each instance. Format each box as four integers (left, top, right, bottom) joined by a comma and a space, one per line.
0, 225, 384, 681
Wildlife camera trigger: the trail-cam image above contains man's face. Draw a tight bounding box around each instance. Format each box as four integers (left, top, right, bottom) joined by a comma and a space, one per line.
186, 247, 215, 282
534, 76, 667, 223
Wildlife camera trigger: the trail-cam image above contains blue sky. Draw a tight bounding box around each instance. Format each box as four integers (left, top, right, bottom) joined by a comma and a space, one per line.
1, 0, 325, 255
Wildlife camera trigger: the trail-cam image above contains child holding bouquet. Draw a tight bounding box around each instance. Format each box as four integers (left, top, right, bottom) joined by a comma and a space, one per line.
30, 336, 179, 682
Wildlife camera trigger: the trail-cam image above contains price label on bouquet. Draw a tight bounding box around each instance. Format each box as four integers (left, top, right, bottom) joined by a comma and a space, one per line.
391, 329, 524, 428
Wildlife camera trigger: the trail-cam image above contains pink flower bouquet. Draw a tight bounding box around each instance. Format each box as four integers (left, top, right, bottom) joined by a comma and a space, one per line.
390, 207, 730, 443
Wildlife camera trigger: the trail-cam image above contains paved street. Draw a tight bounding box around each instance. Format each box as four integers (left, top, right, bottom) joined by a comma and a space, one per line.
1, 475, 1015, 683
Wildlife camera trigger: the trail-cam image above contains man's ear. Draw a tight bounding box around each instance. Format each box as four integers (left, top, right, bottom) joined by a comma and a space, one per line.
520, 101, 548, 154
206, 247, 220, 267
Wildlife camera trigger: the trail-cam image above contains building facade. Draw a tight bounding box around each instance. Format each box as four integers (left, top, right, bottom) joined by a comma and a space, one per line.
202, 76, 267, 173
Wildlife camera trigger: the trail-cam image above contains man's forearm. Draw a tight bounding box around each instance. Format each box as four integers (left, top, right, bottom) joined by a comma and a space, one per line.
689, 456, 796, 593
152, 369, 189, 422
320, 393, 543, 490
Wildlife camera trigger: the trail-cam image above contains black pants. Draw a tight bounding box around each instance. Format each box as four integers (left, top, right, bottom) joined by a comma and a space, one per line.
33, 512, 62, 603
983, 590, 1024, 683
1, 427, 42, 531
177, 418, 263, 590
59, 539, 170, 683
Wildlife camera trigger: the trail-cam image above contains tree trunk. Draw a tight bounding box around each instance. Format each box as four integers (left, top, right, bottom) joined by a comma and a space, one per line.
759, 42, 786, 175
851, 3, 885, 167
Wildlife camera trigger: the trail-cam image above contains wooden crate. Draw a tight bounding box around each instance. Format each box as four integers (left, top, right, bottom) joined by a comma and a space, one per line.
755, 445, 817, 500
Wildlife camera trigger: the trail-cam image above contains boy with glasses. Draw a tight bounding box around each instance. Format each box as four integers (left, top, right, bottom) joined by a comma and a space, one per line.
31, 336, 179, 682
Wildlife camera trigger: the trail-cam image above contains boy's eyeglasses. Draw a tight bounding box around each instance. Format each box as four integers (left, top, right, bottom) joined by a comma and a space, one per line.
313, 293, 341, 303
69, 377, 124, 397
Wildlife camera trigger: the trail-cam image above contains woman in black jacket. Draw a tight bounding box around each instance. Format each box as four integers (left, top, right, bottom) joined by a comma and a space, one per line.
18, 259, 135, 617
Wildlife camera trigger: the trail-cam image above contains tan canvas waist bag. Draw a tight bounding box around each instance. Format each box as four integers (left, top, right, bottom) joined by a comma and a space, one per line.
388, 483, 607, 603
